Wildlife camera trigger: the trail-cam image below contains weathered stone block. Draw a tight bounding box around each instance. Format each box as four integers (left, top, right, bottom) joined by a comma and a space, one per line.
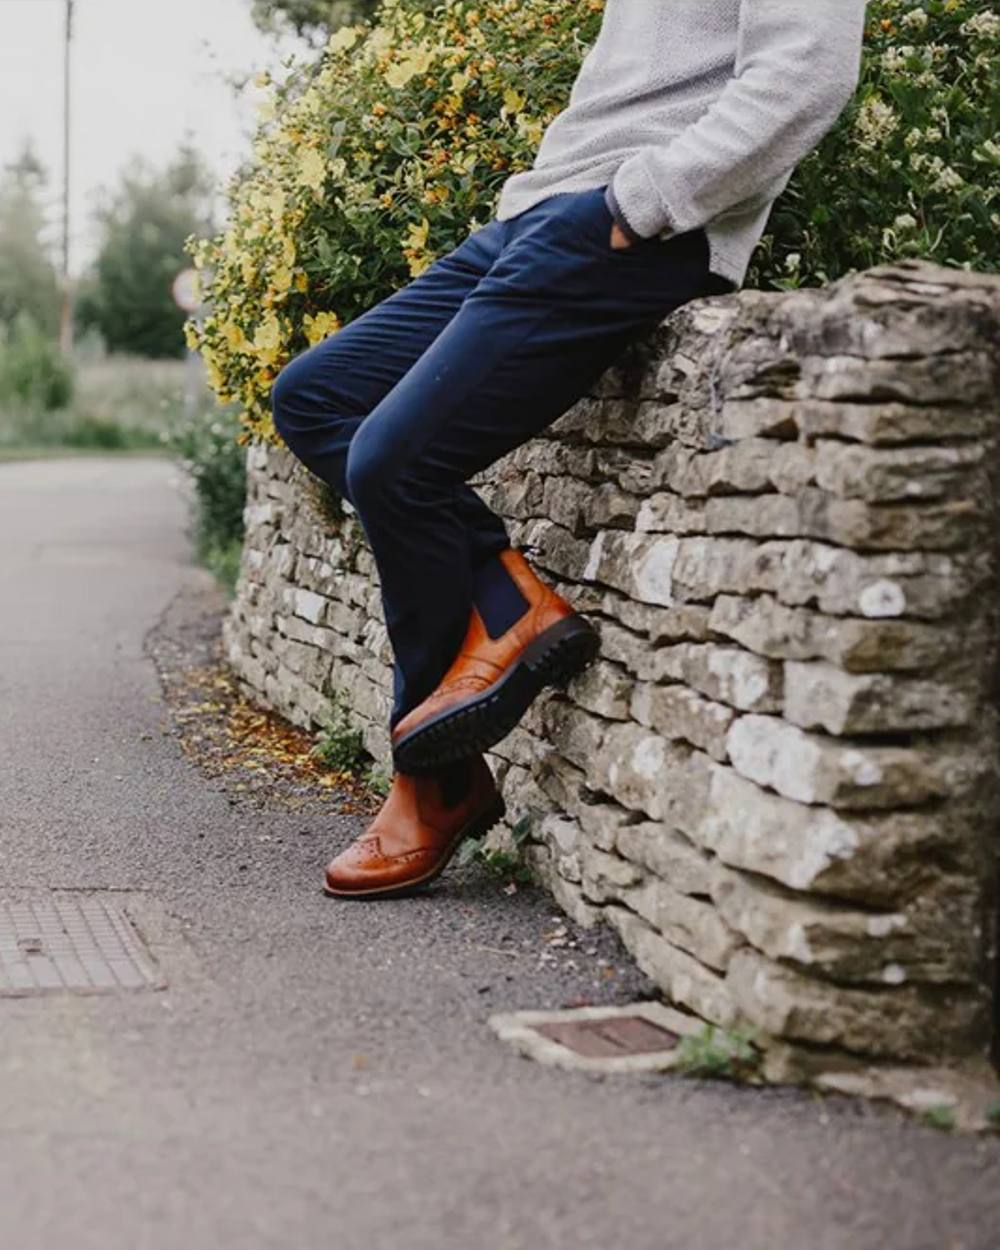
783, 661, 973, 735
528, 844, 603, 929
794, 398, 988, 445
800, 352, 995, 406
519, 519, 592, 582
540, 475, 591, 532
771, 541, 978, 620
696, 764, 957, 905
652, 438, 815, 498
291, 588, 326, 625
583, 530, 680, 606
615, 824, 714, 896
573, 718, 711, 826
574, 799, 640, 853
539, 814, 586, 884
593, 447, 656, 495
631, 682, 735, 761
712, 864, 979, 985
727, 949, 984, 1061
726, 714, 979, 808
707, 594, 954, 672
607, 906, 739, 1027
579, 846, 645, 899
604, 595, 712, 644
813, 440, 984, 503
568, 660, 633, 720
647, 643, 783, 713
788, 264, 1000, 361
617, 877, 743, 972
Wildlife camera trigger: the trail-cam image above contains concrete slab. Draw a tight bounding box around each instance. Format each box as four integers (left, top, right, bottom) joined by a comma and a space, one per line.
491, 1001, 702, 1072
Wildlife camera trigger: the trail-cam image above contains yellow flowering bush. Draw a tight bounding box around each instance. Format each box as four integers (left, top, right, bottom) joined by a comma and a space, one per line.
188, 0, 997, 440
187, 0, 603, 439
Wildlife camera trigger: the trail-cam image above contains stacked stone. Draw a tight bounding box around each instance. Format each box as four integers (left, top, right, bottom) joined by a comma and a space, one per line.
226, 450, 396, 753
225, 261, 1000, 1080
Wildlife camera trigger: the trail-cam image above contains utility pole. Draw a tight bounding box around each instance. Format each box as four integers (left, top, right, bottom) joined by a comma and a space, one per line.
58, 0, 74, 355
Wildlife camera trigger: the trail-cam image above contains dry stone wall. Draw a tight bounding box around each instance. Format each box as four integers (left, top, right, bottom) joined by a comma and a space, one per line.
226, 261, 1000, 1086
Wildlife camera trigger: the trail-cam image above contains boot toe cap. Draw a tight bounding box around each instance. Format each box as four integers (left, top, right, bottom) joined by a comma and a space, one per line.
324, 845, 431, 896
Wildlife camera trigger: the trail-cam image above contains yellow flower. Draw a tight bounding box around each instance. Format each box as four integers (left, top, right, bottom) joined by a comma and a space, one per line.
328, 25, 361, 54
367, 26, 394, 58
303, 311, 341, 345
252, 312, 283, 364
297, 147, 327, 192
502, 87, 526, 116
183, 320, 200, 351
219, 319, 249, 351
407, 253, 433, 278
451, 150, 477, 175
271, 265, 293, 294
517, 115, 544, 146
405, 217, 430, 250
250, 186, 286, 221
204, 355, 227, 395
294, 271, 309, 293
385, 43, 436, 89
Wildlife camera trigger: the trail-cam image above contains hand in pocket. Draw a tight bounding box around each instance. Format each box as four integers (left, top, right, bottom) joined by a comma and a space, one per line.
609, 221, 635, 251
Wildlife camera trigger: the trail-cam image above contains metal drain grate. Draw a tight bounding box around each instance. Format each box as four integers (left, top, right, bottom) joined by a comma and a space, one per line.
0, 897, 162, 995
534, 1015, 680, 1058
490, 1003, 695, 1072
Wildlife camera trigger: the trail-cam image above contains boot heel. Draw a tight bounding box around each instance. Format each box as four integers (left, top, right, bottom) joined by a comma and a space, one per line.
465, 793, 507, 842
522, 615, 599, 687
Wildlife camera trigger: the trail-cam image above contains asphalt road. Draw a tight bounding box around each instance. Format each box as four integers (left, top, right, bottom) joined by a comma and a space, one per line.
1, 455, 997, 1250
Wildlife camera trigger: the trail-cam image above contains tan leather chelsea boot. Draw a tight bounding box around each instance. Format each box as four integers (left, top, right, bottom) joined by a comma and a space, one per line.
391, 547, 598, 774
323, 755, 504, 898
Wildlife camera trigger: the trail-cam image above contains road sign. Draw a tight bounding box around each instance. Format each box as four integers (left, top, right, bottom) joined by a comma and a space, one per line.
172, 267, 200, 313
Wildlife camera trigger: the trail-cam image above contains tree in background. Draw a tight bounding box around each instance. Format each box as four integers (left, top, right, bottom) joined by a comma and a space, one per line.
0, 144, 61, 338
249, 0, 441, 42
249, 0, 377, 42
77, 147, 214, 359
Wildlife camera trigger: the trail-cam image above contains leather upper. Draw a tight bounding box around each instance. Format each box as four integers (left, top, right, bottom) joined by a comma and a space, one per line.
324, 756, 498, 894
392, 548, 574, 742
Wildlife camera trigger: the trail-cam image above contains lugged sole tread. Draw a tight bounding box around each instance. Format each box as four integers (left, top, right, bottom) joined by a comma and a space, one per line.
393, 616, 598, 774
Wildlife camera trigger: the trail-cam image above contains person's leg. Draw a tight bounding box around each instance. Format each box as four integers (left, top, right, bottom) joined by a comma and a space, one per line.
271, 217, 512, 562
342, 186, 730, 757
271, 218, 515, 718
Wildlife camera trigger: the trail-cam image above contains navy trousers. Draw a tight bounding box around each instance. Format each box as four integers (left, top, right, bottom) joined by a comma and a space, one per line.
271, 186, 729, 730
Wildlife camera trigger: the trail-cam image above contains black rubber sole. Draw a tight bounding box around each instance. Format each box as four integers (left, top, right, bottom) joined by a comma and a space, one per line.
323, 793, 506, 899
392, 614, 599, 775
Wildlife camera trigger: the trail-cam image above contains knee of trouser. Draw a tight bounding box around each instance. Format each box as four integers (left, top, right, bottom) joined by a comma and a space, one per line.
344, 425, 397, 513
269, 363, 296, 445
269, 356, 314, 447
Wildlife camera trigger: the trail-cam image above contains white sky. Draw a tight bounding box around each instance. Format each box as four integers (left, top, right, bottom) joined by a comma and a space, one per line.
0, 0, 303, 275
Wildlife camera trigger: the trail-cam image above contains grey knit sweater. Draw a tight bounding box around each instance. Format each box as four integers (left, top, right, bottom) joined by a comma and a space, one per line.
495, 0, 867, 287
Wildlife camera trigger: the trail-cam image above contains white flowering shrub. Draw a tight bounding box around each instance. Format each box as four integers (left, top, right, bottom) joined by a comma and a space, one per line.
751, 0, 998, 288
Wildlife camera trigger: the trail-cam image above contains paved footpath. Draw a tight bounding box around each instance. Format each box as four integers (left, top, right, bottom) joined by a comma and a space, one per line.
1, 456, 998, 1250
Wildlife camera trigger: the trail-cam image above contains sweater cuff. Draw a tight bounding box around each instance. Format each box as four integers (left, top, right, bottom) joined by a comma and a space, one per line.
610, 157, 678, 240
603, 183, 644, 245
